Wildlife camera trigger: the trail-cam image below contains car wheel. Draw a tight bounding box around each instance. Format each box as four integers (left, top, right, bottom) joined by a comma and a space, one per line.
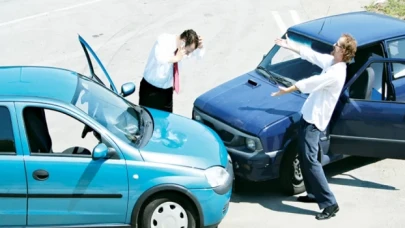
279, 144, 305, 195
140, 193, 197, 228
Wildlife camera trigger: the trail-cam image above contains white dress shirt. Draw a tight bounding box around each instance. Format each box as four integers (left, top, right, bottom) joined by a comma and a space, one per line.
143, 33, 205, 89
294, 46, 347, 132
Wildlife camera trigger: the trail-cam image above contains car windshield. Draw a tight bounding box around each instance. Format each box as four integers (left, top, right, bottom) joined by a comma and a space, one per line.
257, 32, 333, 87
71, 75, 142, 145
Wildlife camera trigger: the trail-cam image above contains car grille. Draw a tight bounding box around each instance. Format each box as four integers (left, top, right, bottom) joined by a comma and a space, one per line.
202, 120, 235, 143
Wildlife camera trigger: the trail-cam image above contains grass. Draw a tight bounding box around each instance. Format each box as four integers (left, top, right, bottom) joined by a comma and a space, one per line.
365, 0, 405, 19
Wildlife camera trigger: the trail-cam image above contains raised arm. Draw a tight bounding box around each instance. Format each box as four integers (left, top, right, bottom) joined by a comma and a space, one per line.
154, 34, 185, 64
299, 45, 334, 70
275, 34, 333, 69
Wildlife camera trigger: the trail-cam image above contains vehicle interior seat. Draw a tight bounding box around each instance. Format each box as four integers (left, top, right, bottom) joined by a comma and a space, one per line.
349, 67, 375, 100
62, 147, 91, 155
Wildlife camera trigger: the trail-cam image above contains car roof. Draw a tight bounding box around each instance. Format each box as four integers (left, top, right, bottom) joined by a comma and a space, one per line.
288, 11, 405, 47
0, 66, 79, 103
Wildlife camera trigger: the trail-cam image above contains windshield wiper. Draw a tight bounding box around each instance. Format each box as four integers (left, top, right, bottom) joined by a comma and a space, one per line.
273, 76, 293, 87
256, 66, 278, 85
256, 66, 293, 87
133, 109, 145, 143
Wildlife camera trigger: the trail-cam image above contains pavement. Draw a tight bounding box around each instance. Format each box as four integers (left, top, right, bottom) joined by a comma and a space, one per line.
1, 0, 405, 227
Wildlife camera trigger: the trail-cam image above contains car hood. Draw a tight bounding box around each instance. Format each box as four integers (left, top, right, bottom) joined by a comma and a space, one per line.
194, 70, 306, 135
140, 108, 228, 169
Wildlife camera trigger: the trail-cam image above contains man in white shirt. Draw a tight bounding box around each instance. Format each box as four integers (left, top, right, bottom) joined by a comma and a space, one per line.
138, 29, 205, 113
271, 33, 357, 220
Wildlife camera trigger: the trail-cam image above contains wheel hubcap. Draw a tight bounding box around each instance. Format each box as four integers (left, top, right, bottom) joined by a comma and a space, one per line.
151, 201, 188, 228
293, 157, 303, 182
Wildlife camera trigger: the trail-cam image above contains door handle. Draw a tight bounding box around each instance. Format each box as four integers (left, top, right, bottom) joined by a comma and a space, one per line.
33, 169, 49, 181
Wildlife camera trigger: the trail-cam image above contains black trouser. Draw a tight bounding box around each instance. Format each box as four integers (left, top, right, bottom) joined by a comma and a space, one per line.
138, 78, 173, 113
298, 117, 337, 209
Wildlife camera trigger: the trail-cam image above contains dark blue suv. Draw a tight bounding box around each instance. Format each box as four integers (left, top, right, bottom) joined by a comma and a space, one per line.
192, 11, 405, 195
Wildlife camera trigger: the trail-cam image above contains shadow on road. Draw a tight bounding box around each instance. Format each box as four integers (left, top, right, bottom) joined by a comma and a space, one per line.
230, 156, 397, 216
325, 156, 398, 191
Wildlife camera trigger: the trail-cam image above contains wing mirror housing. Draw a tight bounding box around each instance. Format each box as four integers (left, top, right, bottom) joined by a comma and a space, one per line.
121, 82, 136, 97
92, 143, 108, 160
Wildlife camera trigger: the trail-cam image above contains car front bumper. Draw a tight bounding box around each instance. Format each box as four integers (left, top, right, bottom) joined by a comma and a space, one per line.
227, 147, 283, 182
190, 187, 231, 227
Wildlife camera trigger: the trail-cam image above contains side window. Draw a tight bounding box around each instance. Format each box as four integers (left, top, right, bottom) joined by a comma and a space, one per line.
22, 107, 103, 156
387, 39, 405, 79
387, 39, 405, 101
0, 106, 16, 154
349, 62, 387, 101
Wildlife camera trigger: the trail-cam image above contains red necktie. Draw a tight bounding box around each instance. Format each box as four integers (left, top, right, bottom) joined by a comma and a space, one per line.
173, 49, 179, 94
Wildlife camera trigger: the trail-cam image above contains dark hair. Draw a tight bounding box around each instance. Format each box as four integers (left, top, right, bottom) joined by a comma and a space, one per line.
180, 29, 199, 48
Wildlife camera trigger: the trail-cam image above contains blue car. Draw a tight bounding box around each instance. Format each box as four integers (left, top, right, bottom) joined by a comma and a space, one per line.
192, 11, 405, 195
0, 35, 232, 228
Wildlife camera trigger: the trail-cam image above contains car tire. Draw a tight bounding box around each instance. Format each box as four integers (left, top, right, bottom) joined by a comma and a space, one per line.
139, 193, 197, 228
279, 143, 305, 195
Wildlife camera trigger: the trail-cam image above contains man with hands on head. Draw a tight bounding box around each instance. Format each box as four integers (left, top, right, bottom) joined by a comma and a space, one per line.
271, 33, 357, 220
139, 29, 205, 113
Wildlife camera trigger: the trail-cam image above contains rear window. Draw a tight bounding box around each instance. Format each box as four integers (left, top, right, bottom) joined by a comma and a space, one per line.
0, 106, 16, 154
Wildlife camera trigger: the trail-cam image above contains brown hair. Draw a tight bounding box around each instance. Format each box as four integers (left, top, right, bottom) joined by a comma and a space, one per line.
340, 33, 357, 63
180, 29, 199, 48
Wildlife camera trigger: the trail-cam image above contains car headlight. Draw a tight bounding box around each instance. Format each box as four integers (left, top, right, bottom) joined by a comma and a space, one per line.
192, 109, 203, 122
204, 166, 230, 188
245, 138, 256, 151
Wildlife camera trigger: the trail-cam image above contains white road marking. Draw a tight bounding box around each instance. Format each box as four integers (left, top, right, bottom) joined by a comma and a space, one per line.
271, 11, 287, 34
0, 0, 106, 28
289, 10, 301, 25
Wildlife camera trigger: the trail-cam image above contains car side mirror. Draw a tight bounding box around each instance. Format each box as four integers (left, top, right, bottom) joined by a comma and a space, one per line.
92, 143, 108, 160
121, 82, 136, 97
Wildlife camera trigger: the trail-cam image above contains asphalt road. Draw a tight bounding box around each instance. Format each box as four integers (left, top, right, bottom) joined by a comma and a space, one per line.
1, 0, 405, 227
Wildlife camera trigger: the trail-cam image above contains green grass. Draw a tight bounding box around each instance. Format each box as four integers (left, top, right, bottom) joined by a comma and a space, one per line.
365, 0, 405, 19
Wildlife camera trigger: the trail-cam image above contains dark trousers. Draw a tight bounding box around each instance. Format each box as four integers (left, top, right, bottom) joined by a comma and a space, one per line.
138, 78, 173, 113
298, 117, 337, 209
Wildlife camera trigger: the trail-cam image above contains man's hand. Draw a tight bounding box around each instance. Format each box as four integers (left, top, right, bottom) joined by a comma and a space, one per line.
271, 85, 298, 96
175, 46, 186, 62
275, 34, 291, 49
198, 36, 203, 49
275, 34, 300, 54
271, 86, 289, 96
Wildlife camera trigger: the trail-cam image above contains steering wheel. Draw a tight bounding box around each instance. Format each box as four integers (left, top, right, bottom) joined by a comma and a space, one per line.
81, 124, 92, 139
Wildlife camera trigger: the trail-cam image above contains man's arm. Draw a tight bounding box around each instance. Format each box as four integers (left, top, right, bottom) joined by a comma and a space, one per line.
154, 34, 184, 64
271, 68, 341, 96
184, 36, 205, 60
187, 46, 205, 60
276, 34, 333, 70
294, 70, 339, 94
299, 45, 334, 70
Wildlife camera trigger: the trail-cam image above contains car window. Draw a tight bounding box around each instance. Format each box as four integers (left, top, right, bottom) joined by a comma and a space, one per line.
72, 75, 141, 146
22, 106, 102, 157
348, 62, 387, 101
0, 106, 16, 154
387, 38, 405, 79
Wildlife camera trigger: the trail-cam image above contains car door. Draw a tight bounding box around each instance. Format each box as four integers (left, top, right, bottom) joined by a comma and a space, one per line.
78, 34, 118, 94
386, 36, 405, 101
0, 103, 27, 226
15, 101, 129, 226
329, 56, 405, 159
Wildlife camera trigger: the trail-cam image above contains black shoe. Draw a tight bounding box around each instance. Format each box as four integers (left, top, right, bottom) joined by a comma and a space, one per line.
297, 195, 317, 203
316, 204, 339, 220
